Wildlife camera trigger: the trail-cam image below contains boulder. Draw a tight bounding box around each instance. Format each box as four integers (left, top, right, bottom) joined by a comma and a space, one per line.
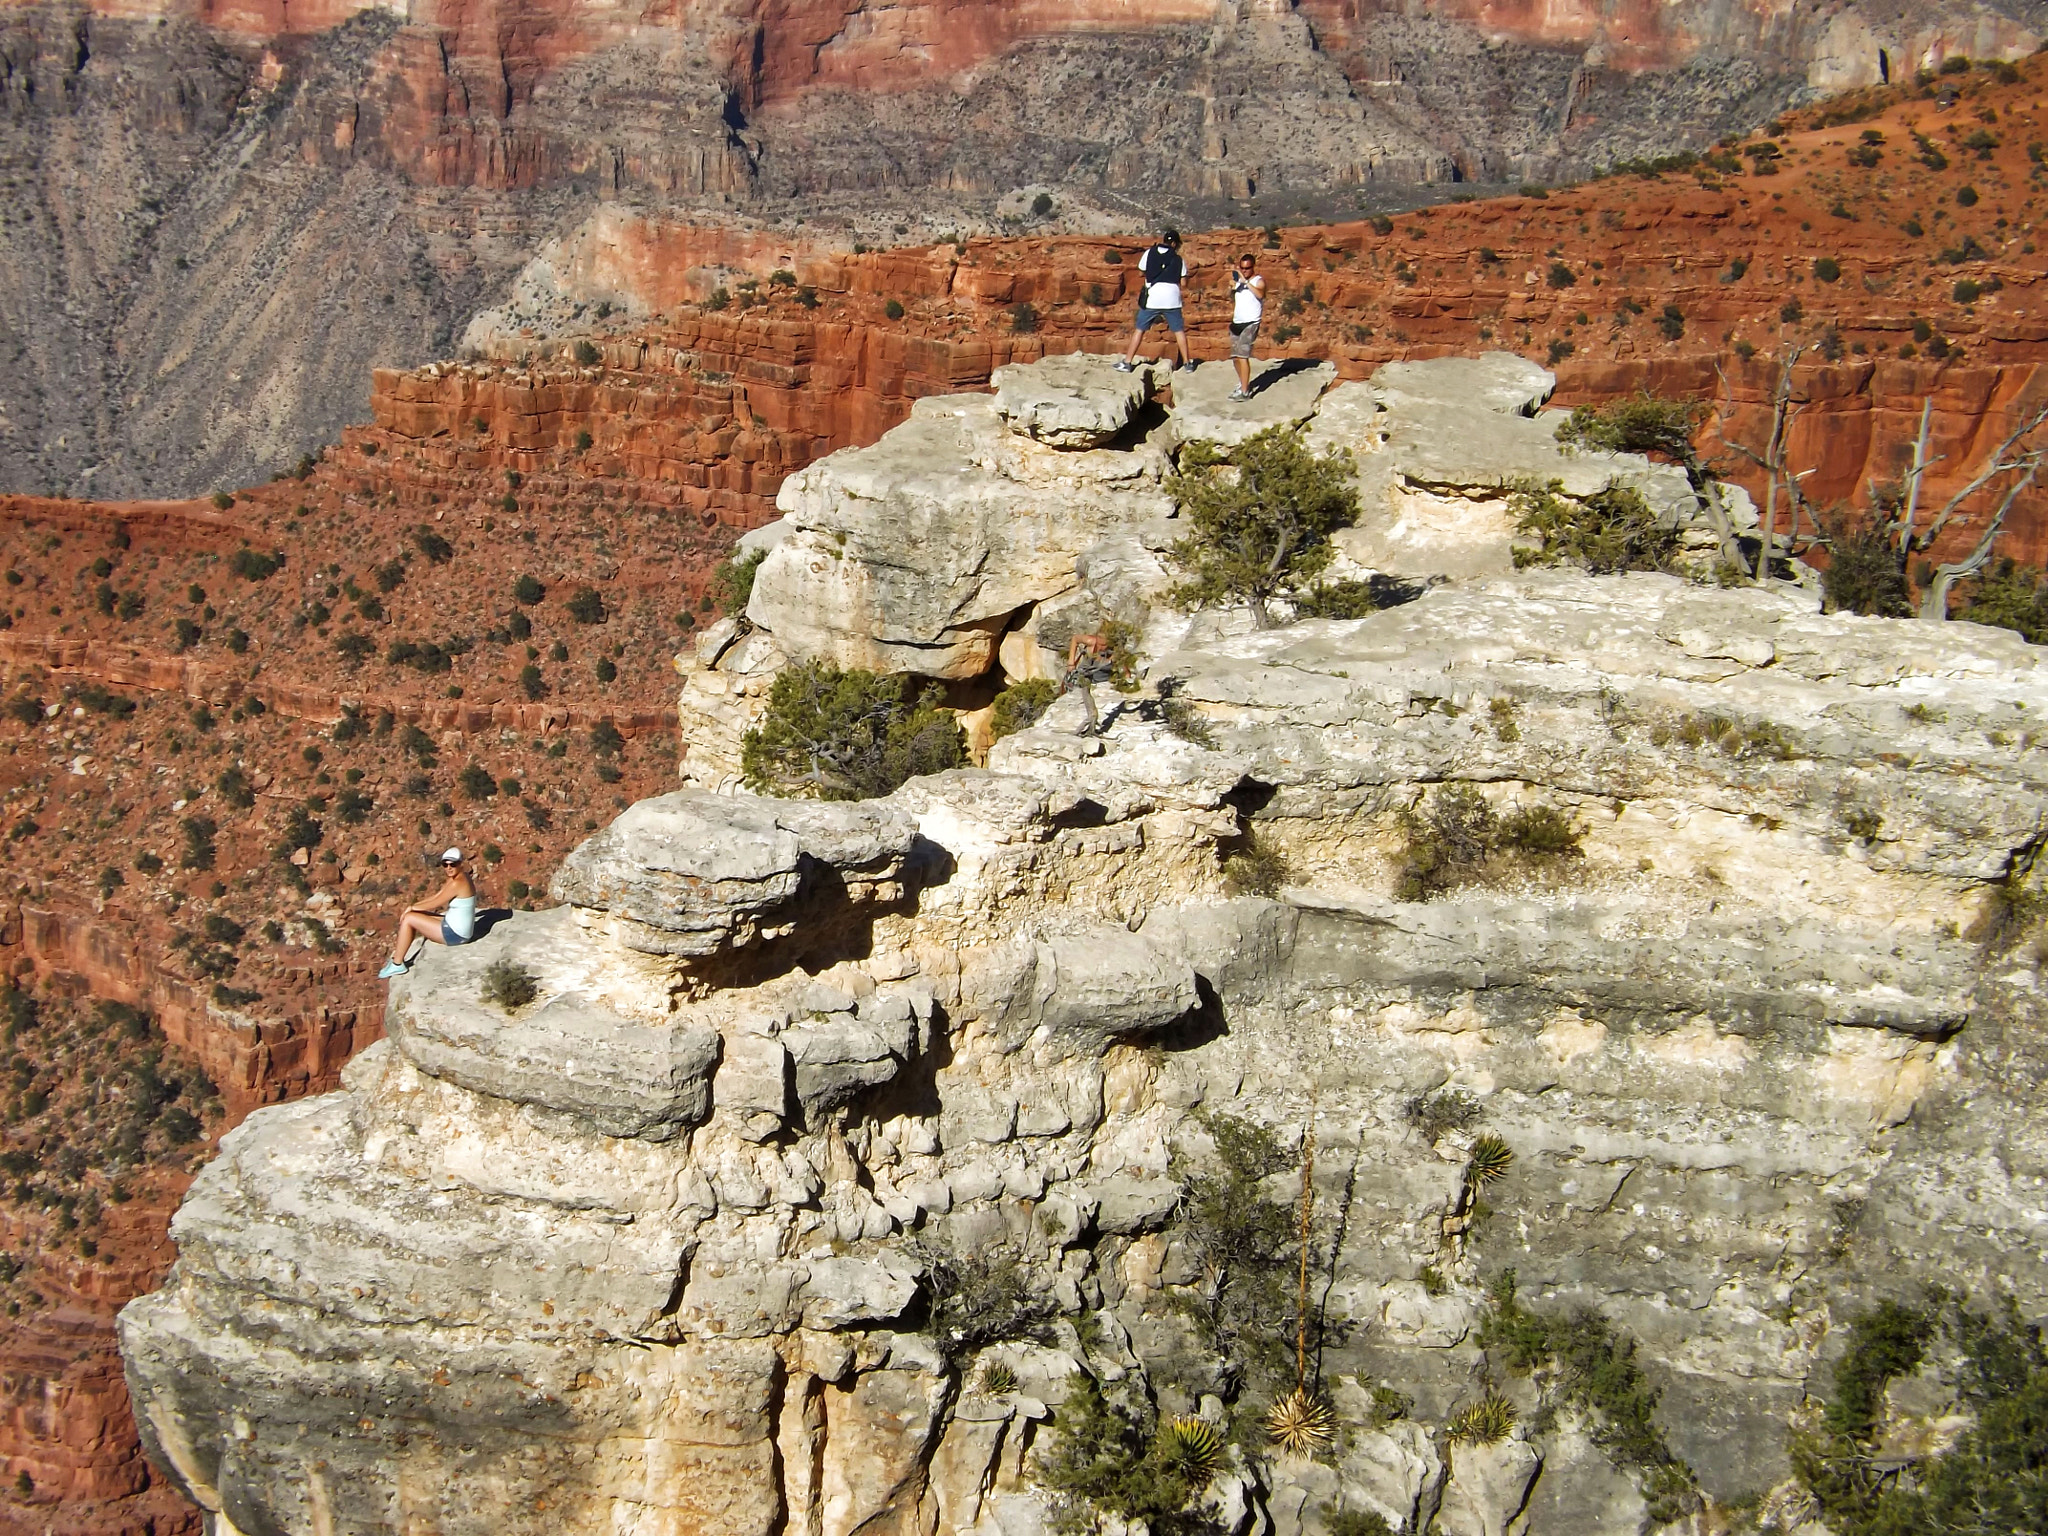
551, 790, 918, 957
384, 907, 722, 1140
1165, 358, 1337, 451
991, 354, 1161, 447
749, 395, 1174, 678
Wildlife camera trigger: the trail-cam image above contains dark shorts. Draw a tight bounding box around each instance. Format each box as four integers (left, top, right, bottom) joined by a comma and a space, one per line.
442, 920, 471, 946
1135, 307, 1185, 334
1230, 320, 1260, 358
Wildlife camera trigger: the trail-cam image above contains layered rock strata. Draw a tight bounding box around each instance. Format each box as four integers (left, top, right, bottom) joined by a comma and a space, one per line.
124, 355, 2048, 1534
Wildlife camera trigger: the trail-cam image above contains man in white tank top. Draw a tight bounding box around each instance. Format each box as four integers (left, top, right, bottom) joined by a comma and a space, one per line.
1228, 253, 1264, 401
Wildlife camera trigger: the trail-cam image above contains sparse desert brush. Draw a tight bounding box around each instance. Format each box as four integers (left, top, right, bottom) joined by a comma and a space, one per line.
1222, 829, 1290, 897
479, 959, 538, 1012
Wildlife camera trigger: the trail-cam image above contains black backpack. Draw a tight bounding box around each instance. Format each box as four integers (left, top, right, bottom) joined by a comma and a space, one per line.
1141, 246, 1185, 300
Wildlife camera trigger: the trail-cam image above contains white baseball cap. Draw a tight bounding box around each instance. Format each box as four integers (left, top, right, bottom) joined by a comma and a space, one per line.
441, 847, 463, 863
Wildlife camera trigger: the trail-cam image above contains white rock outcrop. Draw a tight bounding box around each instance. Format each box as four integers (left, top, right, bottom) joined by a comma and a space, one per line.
122, 355, 2048, 1536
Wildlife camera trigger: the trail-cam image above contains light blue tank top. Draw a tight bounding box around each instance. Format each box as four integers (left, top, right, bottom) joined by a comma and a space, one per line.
445, 894, 477, 940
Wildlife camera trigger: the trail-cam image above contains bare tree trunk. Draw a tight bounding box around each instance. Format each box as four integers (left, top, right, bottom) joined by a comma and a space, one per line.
1895, 397, 1933, 554
1920, 462, 2042, 620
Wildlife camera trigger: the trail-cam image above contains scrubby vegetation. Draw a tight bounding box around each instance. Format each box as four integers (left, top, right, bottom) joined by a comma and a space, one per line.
479, 959, 538, 1012
1037, 1376, 1223, 1536
1790, 1294, 2048, 1536
1405, 1087, 1483, 1142
1956, 557, 2048, 642
1481, 1270, 1701, 1523
712, 548, 767, 615
990, 678, 1058, 741
1820, 515, 1914, 617
0, 989, 220, 1309
742, 660, 965, 799
1221, 829, 1290, 897
916, 1242, 1060, 1364
1510, 479, 1683, 575
1392, 785, 1583, 900
1167, 425, 1359, 628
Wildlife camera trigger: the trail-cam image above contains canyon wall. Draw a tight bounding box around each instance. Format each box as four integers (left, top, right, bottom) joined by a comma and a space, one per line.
6, 0, 2041, 498
119, 353, 2048, 1536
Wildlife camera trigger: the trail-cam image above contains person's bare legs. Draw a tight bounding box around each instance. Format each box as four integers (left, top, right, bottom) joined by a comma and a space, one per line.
1176, 324, 1193, 370
1234, 354, 1251, 394
1121, 326, 1148, 366
388, 909, 445, 967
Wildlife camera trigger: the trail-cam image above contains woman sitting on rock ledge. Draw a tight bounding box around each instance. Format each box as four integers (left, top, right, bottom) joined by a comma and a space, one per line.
378, 847, 477, 979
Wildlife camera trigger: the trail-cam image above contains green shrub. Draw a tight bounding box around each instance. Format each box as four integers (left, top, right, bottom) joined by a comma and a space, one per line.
458, 764, 497, 800
1324, 1508, 1395, 1536
884, 299, 906, 320
179, 816, 217, 871
1168, 425, 1359, 628
1394, 786, 1581, 900
1815, 256, 1843, 282
1293, 578, 1379, 618
411, 526, 454, 564
1546, 262, 1577, 288
1821, 516, 1912, 617
590, 719, 625, 757
214, 767, 255, 810
229, 547, 283, 582
1955, 278, 1984, 304
334, 632, 373, 666
1172, 1111, 1301, 1397
1010, 301, 1038, 334
916, 1242, 1058, 1363
1406, 1087, 1483, 1141
712, 547, 767, 615
572, 339, 601, 366
990, 678, 1058, 741
565, 587, 606, 625
479, 959, 538, 1012
520, 665, 545, 700
1482, 1271, 1701, 1523
1958, 558, 2048, 642
1154, 678, 1216, 748
1511, 479, 1681, 575
1036, 1375, 1205, 1536
742, 661, 965, 800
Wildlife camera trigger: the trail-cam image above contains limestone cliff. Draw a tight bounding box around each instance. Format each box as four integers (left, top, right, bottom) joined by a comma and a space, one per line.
122, 355, 2048, 1535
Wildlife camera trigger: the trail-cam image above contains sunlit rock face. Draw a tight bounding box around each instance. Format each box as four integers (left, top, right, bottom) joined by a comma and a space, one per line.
123, 356, 2048, 1535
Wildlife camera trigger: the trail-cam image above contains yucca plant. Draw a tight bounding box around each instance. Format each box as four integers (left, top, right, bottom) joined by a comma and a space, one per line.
1266, 1388, 1334, 1459
977, 1361, 1019, 1396
1464, 1133, 1515, 1191
1156, 1415, 1225, 1488
1447, 1390, 1517, 1446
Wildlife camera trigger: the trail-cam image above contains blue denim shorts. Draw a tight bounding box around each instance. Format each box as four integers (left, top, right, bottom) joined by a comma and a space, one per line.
1135, 306, 1185, 334
442, 920, 470, 946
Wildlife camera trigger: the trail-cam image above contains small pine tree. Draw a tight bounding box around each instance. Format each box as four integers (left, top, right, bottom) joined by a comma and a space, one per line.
742, 661, 964, 800
1166, 426, 1359, 628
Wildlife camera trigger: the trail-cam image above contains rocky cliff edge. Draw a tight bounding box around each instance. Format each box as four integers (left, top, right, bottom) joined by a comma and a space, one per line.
119, 355, 2048, 1536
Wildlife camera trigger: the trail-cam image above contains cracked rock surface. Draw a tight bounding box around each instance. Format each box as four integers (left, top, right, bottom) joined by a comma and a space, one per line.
123, 356, 2048, 1536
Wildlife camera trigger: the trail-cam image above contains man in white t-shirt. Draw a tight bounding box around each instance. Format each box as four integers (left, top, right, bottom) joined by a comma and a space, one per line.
1114, 229, 1195, 374
1227, 252, 1264, 401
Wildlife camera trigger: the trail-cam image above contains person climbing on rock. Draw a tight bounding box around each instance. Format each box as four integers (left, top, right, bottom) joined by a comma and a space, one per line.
378, 847, 477, 978
1059, 629, 1117, 736
1115, 228, 1194, 374
1228, 252, 1264, 401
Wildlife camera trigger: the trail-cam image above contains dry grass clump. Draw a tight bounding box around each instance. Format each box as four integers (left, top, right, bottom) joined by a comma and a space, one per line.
479, 958, 539, 1011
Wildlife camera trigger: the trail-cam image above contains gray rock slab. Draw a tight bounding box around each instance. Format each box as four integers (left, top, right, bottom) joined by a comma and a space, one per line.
165, 1096, 690, 1339
1165, 359, 1337, 451
550, 790, 917, 957
991, 353, 1161, 447
385, 907, 722, 1139
1371, 352, 1555, 416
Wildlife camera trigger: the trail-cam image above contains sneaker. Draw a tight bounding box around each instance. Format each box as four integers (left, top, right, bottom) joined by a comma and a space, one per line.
377, 960, 409, 980
1183, 359, 1197, 372
1229, 388, 1250, 402
1112, 360, 1135, 373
